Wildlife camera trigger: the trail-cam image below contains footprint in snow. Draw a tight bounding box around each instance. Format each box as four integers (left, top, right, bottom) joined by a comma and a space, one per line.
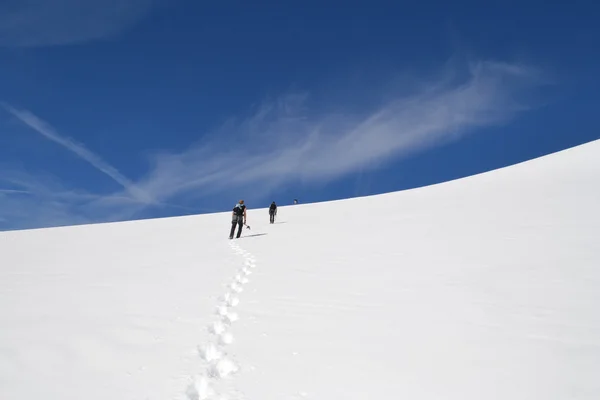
200, 343, 222, 362
209, 358, 239, 379
230, 282, 243, 293
221, 293, 240, 307
227, 296, 240, 307
216, 305, 229, 316
186, 375, 213, 400
222, 312, 239, 324
210, 321, 226, 335
216, 305, 238, 323
219, 331, 234, 345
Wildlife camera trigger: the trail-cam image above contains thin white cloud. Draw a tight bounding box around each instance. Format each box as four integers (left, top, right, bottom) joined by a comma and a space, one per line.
0, 59, 549, 230
3, 104, 153, 203
0, 172, 98, 230
0, 169, 211, 231
0, 0, 165, 47
0, 189, 30, 194
134, 60, 548, 204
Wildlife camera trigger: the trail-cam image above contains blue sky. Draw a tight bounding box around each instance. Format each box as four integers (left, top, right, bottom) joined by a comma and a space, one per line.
1, 0, 599, 231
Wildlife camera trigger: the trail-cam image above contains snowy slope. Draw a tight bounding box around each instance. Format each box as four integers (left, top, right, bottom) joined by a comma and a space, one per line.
1, 140, 599, 400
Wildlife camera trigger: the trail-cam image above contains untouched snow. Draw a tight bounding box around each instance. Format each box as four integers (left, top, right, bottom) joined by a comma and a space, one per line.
1, 140, 600, 400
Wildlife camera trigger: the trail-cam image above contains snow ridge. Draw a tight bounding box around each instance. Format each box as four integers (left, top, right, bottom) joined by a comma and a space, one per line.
185, 241, 256, 400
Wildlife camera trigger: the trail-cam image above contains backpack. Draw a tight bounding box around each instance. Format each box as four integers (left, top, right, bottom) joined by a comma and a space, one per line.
233, 204, 246, 216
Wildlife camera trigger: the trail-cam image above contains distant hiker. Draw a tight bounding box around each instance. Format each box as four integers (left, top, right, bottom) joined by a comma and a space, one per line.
229, 200, 247, 239
269, 201, 277, 224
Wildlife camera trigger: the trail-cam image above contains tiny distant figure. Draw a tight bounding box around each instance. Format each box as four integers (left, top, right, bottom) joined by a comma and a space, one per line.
293, 199, 298, 204
269, 201, 277, 224
229, 200, 247, 239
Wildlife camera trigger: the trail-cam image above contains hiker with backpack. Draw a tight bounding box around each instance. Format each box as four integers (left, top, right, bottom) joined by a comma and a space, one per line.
269, 201, 277, 224
229, 200, 247, 239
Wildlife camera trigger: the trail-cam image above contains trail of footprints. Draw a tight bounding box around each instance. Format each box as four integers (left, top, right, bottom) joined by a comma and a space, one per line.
186, 242, 256, 400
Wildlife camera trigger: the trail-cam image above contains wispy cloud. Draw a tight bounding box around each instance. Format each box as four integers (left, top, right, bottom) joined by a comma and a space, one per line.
0, 189, 30, 194
133, 60, 547, 204
0, 0, 165, 48
0, 59, 549, 230
0, 169, 208, 231
0, 171, 98, 230
3, 104, 153, 203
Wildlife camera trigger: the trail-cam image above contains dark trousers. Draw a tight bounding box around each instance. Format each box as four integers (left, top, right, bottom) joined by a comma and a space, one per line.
230, 220, 243, 238
269, 211, 276, 223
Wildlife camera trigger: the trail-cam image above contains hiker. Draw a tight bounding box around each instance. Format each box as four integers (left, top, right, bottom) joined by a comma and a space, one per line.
229, 200, 247, 239
269, 201, 277, 224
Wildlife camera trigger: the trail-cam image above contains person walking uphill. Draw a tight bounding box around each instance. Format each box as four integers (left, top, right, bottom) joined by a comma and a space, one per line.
229, 200, 247, 239
269, 201, 277, 224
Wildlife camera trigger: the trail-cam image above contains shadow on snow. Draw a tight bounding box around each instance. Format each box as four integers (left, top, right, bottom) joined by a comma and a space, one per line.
240, 233, 268, 239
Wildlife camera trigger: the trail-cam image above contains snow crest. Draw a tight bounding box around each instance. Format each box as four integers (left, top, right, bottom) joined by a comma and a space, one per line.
185, 242, 257, 400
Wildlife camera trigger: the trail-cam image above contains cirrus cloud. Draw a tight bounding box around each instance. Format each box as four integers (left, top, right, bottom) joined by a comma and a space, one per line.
0, 0, 166, 47
0, 59, 551, 231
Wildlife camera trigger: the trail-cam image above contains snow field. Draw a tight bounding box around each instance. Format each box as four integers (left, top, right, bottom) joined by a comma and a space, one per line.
1, 139, 599, 400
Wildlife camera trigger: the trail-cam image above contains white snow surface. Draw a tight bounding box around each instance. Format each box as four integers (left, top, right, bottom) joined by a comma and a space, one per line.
1, 140, 600, 400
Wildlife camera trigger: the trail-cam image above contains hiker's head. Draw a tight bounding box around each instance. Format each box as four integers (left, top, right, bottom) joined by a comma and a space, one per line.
239, 199, 244, 204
